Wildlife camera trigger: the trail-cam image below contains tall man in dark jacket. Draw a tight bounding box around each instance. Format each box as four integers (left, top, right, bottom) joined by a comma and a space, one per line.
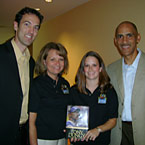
0, 7, 43, 145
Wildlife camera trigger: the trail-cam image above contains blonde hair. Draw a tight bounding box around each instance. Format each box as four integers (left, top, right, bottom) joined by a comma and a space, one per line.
35, 42, 69, 75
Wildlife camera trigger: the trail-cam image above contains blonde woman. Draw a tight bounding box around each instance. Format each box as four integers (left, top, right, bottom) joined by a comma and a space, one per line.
29, 42, 70, 145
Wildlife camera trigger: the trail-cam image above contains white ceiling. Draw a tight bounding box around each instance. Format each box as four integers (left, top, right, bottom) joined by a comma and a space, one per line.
0, 0, 89, 27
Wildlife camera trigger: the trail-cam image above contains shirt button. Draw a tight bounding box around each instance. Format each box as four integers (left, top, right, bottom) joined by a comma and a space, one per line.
89, 93, 91, 96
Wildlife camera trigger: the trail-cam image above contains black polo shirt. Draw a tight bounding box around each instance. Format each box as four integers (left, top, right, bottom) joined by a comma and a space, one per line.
29, 74, 70, 140
70, 85, 118, 145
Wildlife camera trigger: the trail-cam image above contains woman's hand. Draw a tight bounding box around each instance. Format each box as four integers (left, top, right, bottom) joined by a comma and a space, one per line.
70, 137, 81, 142
83, 118, 117, 142
83, 128, 101, 142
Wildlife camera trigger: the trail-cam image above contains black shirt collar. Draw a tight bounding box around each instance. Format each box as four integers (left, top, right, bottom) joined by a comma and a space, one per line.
86, 86, 100, 95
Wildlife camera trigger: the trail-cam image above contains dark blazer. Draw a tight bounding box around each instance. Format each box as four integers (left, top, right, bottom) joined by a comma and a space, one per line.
0, 39, 35, 145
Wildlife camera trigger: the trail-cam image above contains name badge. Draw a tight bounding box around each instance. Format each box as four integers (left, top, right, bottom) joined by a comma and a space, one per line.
98, 94, 107, 104
61, 84, 69, 94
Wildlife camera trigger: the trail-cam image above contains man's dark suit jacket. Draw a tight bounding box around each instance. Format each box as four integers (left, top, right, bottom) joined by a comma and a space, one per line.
0, 39, 35, 145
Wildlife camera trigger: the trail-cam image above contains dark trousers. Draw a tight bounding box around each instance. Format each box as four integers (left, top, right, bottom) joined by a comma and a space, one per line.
15, 122, 29, 145
121, 121, 134, 145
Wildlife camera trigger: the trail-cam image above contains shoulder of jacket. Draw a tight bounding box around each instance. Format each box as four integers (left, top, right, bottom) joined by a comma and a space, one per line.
108, 59, 121, 68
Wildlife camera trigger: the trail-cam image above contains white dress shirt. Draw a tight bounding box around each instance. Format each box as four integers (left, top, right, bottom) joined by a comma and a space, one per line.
122, 48, 141, 121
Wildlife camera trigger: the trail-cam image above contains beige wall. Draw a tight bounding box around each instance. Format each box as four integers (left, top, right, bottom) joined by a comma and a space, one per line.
1, 0, 145, 85
0, 27, 14, 43
34, 0, 145, 85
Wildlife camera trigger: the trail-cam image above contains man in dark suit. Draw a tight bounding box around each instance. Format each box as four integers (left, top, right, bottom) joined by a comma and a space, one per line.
0, 7, 43, 145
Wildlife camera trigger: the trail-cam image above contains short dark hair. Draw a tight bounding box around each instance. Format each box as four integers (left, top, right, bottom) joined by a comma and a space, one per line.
115, 21, 138, 38
15, 7, 44, 27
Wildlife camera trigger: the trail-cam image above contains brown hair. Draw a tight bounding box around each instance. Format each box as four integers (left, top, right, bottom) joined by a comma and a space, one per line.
35, 42, 69, 75
75, 51, 111, 94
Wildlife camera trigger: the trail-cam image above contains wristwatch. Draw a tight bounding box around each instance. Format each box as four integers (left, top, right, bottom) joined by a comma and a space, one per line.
96, 127, 102, 133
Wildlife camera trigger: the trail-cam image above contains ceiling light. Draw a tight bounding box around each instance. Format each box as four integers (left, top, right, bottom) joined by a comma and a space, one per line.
45, 0, 52, 2
35, 8, 40, 11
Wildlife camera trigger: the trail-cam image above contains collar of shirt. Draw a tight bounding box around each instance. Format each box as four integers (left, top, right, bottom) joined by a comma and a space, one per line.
85, 86, 100, 96
11, 39, 30, 62
122, 48, 141, 71
45, 74, 59, 87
